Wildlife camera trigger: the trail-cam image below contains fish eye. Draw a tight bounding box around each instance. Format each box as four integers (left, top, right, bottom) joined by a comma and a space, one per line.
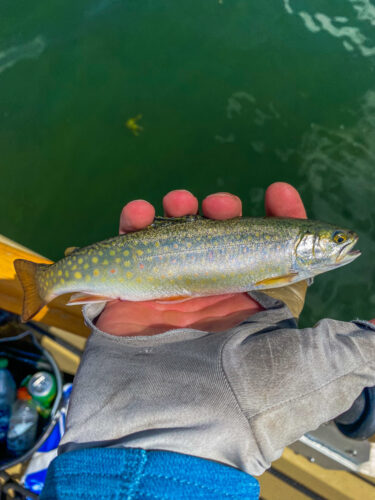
332, 231, 347, 244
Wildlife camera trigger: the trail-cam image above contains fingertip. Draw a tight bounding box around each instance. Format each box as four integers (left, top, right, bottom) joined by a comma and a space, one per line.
202, 192, 242, 220
163, 189, 198, 217
265, 182, 307, 219
119, 200, 155, 233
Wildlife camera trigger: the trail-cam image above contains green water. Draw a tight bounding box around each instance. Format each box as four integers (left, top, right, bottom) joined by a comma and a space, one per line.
1, 0, 374, 326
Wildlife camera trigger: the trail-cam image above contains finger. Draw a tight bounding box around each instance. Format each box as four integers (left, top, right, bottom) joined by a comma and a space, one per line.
265, 182, 307, 219
119, 200, 155, 234
163, 190, 199, 217
202, 192, 242, 220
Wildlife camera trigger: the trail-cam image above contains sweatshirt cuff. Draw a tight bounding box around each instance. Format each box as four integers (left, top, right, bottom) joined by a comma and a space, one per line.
82, 302, 107, 332
40, 447, 259, 500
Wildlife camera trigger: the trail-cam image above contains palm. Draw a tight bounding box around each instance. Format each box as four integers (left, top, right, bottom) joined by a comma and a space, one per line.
96, 183, 307, 336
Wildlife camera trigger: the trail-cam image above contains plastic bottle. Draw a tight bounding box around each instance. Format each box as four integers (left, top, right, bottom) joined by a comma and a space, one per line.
0, 358, 16, 447
7, 387, 38, 456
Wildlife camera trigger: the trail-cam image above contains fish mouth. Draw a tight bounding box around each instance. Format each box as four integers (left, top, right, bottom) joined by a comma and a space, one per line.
335, 236, 361, 265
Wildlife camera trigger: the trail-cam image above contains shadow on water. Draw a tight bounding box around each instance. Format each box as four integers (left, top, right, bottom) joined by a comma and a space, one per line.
298, 89, 375, 325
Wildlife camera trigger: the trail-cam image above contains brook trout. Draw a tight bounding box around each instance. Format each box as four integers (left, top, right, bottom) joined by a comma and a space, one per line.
14, 215, 360, 321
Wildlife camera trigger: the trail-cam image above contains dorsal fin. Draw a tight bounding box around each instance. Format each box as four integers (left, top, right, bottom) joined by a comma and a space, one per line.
151, 215, 205, 228
64, 246, 80, 257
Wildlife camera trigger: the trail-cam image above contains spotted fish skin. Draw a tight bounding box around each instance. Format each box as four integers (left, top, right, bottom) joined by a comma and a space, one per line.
33, 215, 359, 304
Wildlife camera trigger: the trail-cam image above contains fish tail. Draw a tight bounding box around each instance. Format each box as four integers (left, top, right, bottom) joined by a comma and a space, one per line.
14, 259, 50, 322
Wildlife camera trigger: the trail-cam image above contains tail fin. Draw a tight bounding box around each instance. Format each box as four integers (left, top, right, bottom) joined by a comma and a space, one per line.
14, 259, 49, 322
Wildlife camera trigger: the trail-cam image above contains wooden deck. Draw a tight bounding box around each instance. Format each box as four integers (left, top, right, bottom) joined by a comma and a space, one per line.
0, 236, 90, 337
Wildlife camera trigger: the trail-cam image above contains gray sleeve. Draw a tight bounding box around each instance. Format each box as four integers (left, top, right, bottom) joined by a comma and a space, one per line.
225, 312, 375, 467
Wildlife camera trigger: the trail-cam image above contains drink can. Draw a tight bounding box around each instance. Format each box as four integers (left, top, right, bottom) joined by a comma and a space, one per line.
27, 372, 56, 407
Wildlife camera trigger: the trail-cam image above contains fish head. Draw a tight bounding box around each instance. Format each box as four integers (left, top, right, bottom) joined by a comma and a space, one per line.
294, 224, 361, 274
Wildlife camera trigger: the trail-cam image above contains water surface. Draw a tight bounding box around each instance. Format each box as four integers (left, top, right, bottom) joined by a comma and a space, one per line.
1, 0, 374, 325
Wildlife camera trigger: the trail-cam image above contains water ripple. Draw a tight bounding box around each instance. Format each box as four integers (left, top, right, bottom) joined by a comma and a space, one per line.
0, 36, 45, 76
283, 0, 375, 57
298, 90, 375, 318
350, 0, 375, 25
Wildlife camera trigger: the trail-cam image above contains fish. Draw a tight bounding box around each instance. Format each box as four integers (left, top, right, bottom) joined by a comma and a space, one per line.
14, 215, 361, 322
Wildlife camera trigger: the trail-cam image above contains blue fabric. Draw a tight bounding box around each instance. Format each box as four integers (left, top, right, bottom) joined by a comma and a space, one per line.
40, 447, 260, 499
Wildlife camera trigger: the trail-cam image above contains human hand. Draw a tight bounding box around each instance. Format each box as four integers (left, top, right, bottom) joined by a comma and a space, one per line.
58, 190, 375, 486
96, 182, 307, 336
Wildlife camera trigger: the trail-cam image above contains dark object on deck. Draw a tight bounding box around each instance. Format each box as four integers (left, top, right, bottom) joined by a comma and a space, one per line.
0, 470, 38, 499
335, 387, 375, 440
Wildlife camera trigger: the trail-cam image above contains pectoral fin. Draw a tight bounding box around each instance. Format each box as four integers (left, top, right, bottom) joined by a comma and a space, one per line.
67, 293, 111, 305
254, 272, 299, 287
156, 295, 191, 304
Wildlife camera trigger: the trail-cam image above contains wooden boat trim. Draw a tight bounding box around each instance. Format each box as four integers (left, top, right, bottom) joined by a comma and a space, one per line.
0, 235, 90, 338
